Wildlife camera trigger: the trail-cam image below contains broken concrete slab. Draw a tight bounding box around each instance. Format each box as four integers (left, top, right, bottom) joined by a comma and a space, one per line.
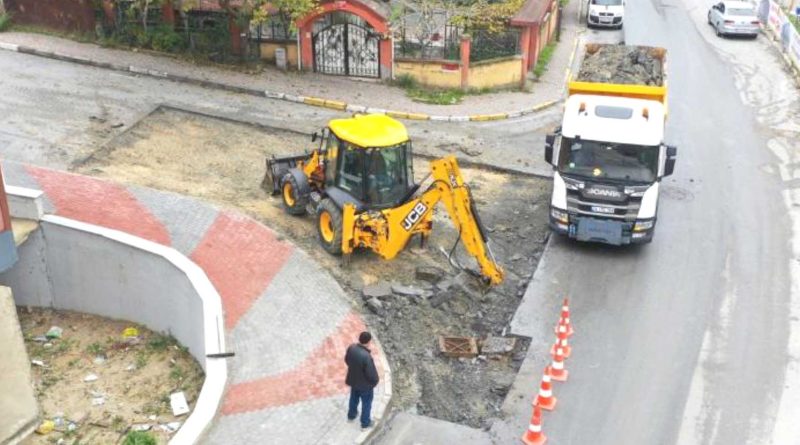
453, 271, 485, 300
366, 298, 386, 317
480, 336, 517, 355
415, 266, 446, 284
391, 283, 425, 298
362, 281, 393, 301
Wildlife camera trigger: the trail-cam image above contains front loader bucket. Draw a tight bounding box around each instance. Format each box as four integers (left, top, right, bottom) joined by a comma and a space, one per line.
261, 153, 312, 195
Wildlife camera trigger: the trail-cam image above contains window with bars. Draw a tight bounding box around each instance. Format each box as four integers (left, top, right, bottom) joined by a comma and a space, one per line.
250, 15, 297, 42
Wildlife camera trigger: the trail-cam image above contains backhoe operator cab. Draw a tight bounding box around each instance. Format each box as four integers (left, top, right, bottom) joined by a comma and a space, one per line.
263, 114, 504, 285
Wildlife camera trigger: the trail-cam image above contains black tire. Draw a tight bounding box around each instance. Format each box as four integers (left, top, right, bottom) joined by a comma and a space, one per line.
317, 198, 344, 256
280, 174, 308, 216
715, 23, 723, 37
707, 12, 712, 25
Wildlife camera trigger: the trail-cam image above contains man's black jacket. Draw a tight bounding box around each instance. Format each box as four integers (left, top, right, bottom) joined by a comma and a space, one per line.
345, 343, 379, 391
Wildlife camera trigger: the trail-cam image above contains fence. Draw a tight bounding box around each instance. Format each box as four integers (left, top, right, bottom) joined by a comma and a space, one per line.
469, 28, 521, 62
394, 23, 462, 60
760, 0, 800, 70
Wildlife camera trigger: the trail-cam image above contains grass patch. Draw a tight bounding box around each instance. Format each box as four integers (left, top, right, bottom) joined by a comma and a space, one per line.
147, 333, 174, 351
0, 12, 12, 32
123, 431, 157, 445
392, 73, 497, 105
789, 14, 800, 34
86, 342, 105, 356
533, 42, 558, 78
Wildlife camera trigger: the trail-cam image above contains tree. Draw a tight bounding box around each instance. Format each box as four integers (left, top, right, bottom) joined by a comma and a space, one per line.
131, 0, 163, 33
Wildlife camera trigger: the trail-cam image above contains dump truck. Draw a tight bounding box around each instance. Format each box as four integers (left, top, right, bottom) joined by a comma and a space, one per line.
544, 44, 677, 245
263, 114, 504, 285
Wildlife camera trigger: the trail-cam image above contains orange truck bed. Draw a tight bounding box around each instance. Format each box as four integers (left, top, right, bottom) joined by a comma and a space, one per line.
568, 44, 668, 106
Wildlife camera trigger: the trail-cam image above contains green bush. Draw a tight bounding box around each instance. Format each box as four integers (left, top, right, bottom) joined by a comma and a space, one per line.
123, 431, 157, 445
393, 73, 418, 89
0, 12, 13, 32
533, 42, 557, 78
150, 25, 186, 52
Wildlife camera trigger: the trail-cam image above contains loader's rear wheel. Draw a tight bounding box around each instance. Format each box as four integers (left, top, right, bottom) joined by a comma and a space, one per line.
281, 174, 307, 216
317, 199, 343, 256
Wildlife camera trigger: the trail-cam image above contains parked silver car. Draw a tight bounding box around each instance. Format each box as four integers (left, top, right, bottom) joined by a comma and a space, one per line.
707, 1, 760, 38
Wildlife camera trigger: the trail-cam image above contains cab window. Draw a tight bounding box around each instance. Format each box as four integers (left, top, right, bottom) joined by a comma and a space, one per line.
337, 143, 365, 200
324, 131, 339, 186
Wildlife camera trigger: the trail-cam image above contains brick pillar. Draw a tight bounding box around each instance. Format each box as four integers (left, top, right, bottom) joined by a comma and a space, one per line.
229, 18, 243, 56
162, 0, 175, 26
519, 26, 531, 87
379, 37, 392, 78
300, 23, 314, 71
460, 35, 471, 90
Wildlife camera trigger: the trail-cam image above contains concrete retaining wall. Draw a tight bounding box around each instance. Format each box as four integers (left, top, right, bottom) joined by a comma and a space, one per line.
0, 188, 228, 444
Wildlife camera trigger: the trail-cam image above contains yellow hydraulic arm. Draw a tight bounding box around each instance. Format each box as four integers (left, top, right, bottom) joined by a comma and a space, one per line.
342, 156, 505, 285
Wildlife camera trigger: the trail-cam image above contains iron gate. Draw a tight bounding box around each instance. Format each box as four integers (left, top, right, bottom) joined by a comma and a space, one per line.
313, 22, 380, 78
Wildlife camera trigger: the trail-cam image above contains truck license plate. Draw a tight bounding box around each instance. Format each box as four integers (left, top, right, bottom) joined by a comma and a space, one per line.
591, 205, 615, 214
576, 218, 623, 245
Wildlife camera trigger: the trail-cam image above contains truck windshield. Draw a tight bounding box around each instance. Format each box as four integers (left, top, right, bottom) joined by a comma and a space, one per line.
557, 138, 658, 183
592, 0, 623, 5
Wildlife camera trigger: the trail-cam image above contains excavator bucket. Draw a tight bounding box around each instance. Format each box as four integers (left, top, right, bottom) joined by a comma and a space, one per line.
261, 153, 313, 195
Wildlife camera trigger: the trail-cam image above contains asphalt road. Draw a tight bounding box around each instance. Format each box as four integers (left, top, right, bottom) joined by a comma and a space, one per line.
0, 48, 560, 176
504, 0, 800, 444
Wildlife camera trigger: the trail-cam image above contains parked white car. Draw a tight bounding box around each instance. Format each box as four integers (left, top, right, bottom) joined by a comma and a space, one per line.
708, 1, 760, 38
587, 0, 625, 29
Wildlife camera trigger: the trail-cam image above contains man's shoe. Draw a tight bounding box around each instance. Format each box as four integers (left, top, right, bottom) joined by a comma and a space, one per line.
347, 416, 357, 423
361, 421, 374, 430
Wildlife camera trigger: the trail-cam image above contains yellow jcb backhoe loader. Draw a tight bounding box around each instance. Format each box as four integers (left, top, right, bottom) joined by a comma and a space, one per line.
262, 114, 504, 285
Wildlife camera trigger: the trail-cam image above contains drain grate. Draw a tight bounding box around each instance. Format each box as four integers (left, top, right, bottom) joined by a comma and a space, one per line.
438, 336, 479, 358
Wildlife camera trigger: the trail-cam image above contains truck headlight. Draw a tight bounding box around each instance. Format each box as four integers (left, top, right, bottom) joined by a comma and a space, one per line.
634, 220, 653, 232
551, 208, 569, 224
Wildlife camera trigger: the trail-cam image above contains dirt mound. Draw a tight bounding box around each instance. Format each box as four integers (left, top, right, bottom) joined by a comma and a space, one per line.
576, 44, 665, 86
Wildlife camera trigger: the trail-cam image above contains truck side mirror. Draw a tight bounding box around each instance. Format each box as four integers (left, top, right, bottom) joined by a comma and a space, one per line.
664, 145, 677, 177
545, 134, 556, 165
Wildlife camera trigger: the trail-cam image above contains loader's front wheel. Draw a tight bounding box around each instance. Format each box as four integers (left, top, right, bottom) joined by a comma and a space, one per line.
317, 199, 343, 256
281, 174, 308, 216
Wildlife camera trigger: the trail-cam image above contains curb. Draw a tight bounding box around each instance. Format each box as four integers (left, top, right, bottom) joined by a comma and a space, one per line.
0, 42, 562, 122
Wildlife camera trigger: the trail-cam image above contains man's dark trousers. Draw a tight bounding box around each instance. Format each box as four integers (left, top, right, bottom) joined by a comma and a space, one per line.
348, 387, 374, 427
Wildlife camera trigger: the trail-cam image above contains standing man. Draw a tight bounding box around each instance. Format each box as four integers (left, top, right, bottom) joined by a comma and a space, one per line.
345, 331, 380, 429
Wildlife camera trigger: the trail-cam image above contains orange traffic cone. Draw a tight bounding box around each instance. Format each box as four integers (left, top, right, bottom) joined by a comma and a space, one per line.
550, 323, 572, 358
521, 404, 547, 445
534, 367, 557, 411
548, 347, 569, 382
553, 298, 574, 337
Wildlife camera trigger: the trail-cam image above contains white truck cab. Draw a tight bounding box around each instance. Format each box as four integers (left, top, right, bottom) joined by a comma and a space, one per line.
545, 94, 677, 245
587, 0, 625, 29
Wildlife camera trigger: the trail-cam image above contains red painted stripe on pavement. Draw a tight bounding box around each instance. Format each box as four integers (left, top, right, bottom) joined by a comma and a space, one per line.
190, 211, 293, 329
221, 311, 385, 414
26, 166, 171, 245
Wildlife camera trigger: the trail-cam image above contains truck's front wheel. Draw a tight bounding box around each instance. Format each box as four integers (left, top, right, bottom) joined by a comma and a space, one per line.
317, 199, 343, 256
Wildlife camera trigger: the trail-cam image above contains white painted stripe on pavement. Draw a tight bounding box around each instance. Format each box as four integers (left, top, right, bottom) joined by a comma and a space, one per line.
0, 42, 20, 52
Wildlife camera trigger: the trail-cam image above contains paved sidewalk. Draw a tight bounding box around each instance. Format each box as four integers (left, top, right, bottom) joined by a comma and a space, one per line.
0, 159, 391, 444
0, 27, 575, 118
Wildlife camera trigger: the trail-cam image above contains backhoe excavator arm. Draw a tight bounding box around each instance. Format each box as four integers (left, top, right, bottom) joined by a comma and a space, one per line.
342, 156, 504, 285
428, 156, 504, 285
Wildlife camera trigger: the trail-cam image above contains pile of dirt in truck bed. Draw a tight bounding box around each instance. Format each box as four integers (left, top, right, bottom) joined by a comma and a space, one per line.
76, 107, 552, 429
576, 44, 664, 86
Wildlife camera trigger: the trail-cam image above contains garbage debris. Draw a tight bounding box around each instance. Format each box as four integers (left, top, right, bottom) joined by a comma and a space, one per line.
131, 423, 152, 432
122, 327, 139, 339
170, 392, 190, 416
46, 326, 63, 339
159, 421, 182, 433
32, 335, 48, 343
31, 359, 47, 367
480, 336, 517, 355
83, 373, 99, 383
93, 355, 106, 365
91, 397, 105, 406
36, 420, 55, 435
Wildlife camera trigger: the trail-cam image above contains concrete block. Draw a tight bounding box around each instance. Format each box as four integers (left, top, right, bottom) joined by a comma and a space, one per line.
5, 186, 44, 220
0, 286, 39, 444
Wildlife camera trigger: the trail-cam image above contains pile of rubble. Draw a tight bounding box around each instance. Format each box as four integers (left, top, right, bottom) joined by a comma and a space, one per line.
576, 44, 665, 86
